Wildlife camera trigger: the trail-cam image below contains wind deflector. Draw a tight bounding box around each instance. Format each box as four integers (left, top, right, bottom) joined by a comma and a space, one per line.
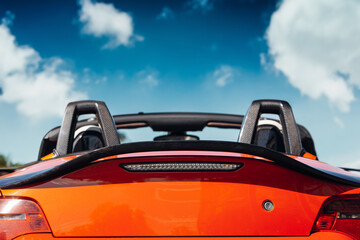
55, 101, 120, 156
238, 100, 303, 156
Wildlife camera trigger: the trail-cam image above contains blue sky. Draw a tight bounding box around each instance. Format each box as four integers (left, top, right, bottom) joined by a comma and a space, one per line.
1, 0, 360, 168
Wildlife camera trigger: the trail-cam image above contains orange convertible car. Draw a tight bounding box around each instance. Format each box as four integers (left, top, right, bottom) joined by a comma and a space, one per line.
0, 100, 359, 240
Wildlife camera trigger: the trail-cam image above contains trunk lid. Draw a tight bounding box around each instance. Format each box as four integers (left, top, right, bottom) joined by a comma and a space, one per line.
5, 153, 356, 237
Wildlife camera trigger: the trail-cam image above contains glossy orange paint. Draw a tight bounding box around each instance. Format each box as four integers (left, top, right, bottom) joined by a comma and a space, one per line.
2, 155, 357, 238
40, 153, 55, 161
11, 232, 357, 240
302, 152, 317, 160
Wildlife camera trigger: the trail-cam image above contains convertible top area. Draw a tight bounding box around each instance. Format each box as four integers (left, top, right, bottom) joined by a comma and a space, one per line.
2, 99, 359, 189
38, 100, 317, 160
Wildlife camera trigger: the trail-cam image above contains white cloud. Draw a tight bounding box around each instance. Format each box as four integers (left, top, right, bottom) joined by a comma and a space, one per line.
260, 53, 266, 66
81, 67, 107, 84
187, 0, 214, 12
333, 116, 345, 128
259, 52, 273, 71
1, 11, 14, 26
0, 14, 87, 120
79, 0, 143, 49
136, 68, 159, 87
157, 7, 175, 20
266, 0, 360, 112
211, 65, 240, 87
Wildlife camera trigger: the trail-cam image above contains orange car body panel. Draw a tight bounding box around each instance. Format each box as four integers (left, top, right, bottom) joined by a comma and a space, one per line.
12, 232, 357, 240
2, 153, 359, 238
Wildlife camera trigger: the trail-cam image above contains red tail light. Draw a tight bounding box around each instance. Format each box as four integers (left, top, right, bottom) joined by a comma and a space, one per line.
0, 198, 50, 240
312, 195, 360, 239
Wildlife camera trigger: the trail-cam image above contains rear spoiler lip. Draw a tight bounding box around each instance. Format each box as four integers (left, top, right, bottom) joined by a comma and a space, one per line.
1, 141, 360, 189
0, 167, 20, 176
0, 167, 18, 173
341, 167, 360, 172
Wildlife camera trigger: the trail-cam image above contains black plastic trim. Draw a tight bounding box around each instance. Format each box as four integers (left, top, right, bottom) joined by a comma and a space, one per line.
55, 101, 120, 156
238, 100, 303, 156
0, 167, 18, 175
113, 113, 244, 132
1, 141, 359, 189
342, 167, 360, 172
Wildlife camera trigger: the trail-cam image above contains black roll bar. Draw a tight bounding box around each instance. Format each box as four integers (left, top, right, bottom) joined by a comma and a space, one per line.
238, 100, 303, 156
55, 101, 120, 156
